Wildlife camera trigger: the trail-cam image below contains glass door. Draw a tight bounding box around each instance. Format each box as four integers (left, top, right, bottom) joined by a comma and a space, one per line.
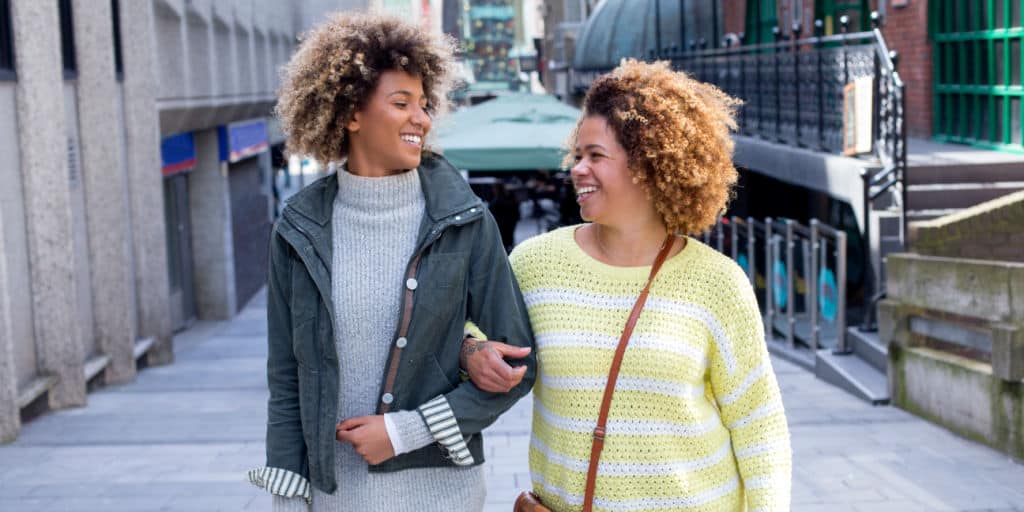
163, 173, 196, 331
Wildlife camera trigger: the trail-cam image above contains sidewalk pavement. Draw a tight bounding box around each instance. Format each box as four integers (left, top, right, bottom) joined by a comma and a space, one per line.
1, 287, 1022, 512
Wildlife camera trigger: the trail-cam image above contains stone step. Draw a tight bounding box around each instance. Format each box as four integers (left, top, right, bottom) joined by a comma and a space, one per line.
846, 327, 888, 373
765, 336, 816, 371
906, 183, 1024, 211
906, 162, 1024, 185
814, 349, 890, 405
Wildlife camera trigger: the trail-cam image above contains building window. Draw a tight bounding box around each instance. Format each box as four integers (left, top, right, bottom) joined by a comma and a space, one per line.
112, 0, 123, 79
0, 0, 14, 80
59, 0, 76, 79
454, 0, 518, 87
932, 0, 1022, 151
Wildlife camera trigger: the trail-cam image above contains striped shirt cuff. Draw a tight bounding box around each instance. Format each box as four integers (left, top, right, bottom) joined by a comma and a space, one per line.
417, 395, 475, 466
247, 466, 311, 503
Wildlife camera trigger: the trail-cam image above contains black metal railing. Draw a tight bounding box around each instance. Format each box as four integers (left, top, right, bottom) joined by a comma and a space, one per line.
701, 216, 848, 353
573, 15, 904, 179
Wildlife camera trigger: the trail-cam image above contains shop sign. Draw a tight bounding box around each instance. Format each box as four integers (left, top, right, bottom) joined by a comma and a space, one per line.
161, 132, 196, 176
220, 119, 269, 163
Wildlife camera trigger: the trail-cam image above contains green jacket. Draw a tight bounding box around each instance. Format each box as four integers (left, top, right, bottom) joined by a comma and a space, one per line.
262, 155, 536, 494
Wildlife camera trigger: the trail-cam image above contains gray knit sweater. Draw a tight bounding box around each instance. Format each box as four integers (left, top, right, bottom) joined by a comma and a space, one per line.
273, 169, 485, 511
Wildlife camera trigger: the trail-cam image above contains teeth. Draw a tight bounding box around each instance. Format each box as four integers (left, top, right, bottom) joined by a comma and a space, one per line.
576, 186, 597, 196
401, 135, 422, 145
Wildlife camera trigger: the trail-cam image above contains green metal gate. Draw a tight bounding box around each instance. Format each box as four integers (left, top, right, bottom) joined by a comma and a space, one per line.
932, 1, 1024, 151
745, 0, 778, 44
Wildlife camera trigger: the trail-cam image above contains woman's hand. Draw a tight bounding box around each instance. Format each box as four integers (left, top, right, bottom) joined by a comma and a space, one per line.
336, 415, 395, 465
460, 337, 531, 393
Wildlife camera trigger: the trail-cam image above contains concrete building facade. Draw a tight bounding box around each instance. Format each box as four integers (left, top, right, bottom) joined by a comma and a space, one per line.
0, 0, 369, 443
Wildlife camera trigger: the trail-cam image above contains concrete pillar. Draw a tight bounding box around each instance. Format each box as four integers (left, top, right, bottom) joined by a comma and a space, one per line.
120, 1, 173, 365
71, 0, 137, 383
189, 128, 237, 320
0, 210, 19, 442
10, 0, 86, 408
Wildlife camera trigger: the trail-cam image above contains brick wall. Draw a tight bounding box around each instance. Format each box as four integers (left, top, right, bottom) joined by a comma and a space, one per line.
881, 1, 933, 138
912, 190, 1024, 263
723, 1, 745, 37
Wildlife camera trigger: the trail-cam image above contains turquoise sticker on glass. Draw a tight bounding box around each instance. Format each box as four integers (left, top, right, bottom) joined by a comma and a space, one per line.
818, 267, 838, 322
773, 260, 787, 309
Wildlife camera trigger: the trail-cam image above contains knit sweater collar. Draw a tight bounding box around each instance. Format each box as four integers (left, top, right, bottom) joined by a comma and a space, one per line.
335, 166, 423, 212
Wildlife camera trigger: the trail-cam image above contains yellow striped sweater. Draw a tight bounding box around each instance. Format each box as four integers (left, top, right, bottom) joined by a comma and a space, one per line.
509, 227, 791, 512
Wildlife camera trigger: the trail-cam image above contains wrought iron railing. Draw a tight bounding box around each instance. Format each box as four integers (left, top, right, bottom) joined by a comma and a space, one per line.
571, 16, 905, 180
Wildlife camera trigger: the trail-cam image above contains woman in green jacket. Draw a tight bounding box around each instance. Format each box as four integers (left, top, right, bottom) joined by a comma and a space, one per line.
247, 12, 535, 512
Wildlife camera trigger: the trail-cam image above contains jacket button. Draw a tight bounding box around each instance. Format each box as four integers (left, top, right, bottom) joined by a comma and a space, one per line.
396, 337, 408, 348
406, 278, 418, 290
381, 393, 394, 405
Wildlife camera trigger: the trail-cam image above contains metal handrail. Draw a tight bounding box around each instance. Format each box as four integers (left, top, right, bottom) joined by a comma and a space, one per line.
702, 216, 848, 352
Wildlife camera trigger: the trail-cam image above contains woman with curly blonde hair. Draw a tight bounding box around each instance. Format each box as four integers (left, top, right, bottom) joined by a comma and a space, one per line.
463, 60, 792, 511
247, 12, 536, 512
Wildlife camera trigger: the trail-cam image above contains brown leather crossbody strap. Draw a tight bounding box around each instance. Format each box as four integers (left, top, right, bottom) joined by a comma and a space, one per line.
582, 235, 675, 512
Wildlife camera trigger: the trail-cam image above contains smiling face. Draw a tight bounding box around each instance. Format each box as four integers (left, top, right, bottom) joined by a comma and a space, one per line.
345, 70, 432, 174
570, 115, 655, 227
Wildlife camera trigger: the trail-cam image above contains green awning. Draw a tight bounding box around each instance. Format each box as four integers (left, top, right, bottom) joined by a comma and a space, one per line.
433, 94, 581, 171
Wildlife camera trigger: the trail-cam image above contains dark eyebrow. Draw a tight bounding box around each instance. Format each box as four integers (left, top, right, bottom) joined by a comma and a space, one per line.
387, 90, 425, 100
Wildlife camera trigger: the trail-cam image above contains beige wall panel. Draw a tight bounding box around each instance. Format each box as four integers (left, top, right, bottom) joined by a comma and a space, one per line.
10, 0, 86, 408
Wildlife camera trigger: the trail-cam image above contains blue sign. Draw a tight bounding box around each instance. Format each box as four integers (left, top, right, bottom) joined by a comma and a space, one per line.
737, 253, 749, 276
160, 132, 196, 176
819, 267, 838, 322
219, 119, 268, 163
773, 260, 787, 309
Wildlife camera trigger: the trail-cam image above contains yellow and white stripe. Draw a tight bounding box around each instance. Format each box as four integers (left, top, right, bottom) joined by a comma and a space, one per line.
509, 227, 792, 512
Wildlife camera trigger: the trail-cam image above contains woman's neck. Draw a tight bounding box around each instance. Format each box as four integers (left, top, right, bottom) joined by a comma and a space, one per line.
344, 148, 405, 178
582, 219, 676, 267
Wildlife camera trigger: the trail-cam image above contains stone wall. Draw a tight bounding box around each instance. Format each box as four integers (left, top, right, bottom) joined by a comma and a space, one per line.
911, 190, 1024, 263
880, 253, 1024, 459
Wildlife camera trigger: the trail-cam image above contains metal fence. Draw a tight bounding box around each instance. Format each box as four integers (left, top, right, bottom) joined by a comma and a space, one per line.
702, 216, 848, 353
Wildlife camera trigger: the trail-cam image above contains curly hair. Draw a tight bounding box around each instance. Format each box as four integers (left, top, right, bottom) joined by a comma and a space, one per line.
568, 59, 741, 236
276, 12, 457, 163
